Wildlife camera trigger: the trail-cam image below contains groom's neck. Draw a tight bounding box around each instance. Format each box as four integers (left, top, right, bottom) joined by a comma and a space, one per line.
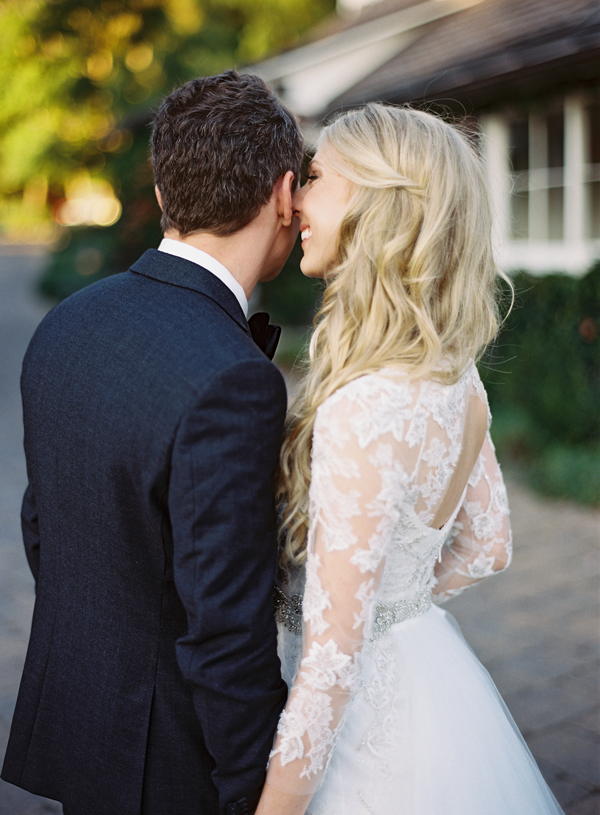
163, 218, 272, 302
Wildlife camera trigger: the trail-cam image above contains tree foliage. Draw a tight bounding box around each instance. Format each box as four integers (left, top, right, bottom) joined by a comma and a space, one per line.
0, 0, 334, 234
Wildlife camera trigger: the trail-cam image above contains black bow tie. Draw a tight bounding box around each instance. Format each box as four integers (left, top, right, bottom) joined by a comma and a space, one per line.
248, 312, 281, 361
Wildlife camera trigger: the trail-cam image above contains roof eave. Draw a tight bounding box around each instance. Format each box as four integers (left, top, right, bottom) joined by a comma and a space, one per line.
326, 30, 600, 116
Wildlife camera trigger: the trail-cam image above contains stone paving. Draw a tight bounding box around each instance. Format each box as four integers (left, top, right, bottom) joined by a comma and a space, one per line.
0, 252, 598, 814
450, 485, 600, 814
0, 249, 60, 815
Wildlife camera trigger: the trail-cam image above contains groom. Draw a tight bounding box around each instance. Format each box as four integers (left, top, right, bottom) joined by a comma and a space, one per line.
2, 71, 302, 815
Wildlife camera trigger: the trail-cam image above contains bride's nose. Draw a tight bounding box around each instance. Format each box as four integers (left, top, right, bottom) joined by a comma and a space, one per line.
292, 183, 306, 217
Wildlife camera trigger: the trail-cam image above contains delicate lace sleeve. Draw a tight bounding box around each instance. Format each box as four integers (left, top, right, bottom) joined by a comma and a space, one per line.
266, 379, 409, 796
432, 432, 512, 603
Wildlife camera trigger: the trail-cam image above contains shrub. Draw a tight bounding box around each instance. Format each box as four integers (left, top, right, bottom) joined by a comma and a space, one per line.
481, 262, 600, 504
528, 442, 600, 505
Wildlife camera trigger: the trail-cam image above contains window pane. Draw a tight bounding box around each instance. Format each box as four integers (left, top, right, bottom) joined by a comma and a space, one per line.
548, 186, 563, 240
547, 112, 564, 168
509, 120, 529, 171
588, 103, 600, 165
510, 191, 529, 239
587, 181, 600, 239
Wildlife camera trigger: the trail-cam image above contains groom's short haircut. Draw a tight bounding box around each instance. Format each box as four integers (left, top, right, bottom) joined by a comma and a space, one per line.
152, 70, 303, 237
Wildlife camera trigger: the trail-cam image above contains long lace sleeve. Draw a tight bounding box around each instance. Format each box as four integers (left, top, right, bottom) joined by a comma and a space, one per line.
266, 380, 411, 797
432, 431, 512, 603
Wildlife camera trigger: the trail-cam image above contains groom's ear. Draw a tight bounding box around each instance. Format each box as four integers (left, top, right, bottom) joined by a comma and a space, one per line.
276, 170, 295, 227
155, 185, 163, 211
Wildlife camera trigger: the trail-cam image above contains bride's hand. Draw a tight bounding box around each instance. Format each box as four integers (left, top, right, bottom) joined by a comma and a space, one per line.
254, 782, 312, 815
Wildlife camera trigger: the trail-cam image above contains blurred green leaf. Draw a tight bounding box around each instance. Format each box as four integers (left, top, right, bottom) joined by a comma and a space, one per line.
0, 0, 335, 233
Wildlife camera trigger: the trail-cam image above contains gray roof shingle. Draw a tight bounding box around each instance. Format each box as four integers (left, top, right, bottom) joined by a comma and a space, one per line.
325, 0, 600, 112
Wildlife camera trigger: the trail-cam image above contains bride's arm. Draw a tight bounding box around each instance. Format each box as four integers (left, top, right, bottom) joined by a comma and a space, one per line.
257, 384, 406, 814
255, 785, 312, 815
433, 431, 512, 602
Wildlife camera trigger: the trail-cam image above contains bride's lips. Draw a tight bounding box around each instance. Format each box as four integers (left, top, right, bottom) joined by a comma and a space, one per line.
300, 226, 312, 245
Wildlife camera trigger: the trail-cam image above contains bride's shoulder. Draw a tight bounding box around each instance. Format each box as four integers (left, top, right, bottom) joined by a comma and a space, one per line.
313, 370, 425, 449
315, 362, 485, 422
316, 369, 418, 421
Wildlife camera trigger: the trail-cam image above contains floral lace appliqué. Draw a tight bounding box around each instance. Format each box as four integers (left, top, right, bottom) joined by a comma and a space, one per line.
266, 365, 513, 798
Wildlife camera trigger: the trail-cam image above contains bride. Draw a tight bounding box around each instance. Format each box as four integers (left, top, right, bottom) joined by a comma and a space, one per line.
255, 104, 563, 815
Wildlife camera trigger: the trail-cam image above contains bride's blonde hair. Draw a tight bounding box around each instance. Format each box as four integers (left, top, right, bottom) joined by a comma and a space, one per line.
279, 103, 511, 565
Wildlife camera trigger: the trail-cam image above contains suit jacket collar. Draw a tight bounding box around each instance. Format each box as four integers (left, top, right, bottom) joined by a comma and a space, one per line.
130, 249, 250, 335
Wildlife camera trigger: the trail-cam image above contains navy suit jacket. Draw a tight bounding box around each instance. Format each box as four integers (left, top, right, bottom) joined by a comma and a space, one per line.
1, 250, 288, 815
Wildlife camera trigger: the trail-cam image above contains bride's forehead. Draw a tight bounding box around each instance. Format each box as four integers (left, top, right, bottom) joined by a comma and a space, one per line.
310, 151, 347, 179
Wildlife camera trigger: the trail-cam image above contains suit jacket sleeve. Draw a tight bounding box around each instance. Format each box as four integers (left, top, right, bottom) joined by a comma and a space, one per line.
169, 357, 288, 813
21, 482, 40, 583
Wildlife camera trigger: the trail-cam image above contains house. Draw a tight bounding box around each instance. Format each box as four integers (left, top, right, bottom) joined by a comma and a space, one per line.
252, 0, 600, 275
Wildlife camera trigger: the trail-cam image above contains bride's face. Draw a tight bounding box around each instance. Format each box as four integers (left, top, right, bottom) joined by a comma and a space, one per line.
292, 150, 355, 278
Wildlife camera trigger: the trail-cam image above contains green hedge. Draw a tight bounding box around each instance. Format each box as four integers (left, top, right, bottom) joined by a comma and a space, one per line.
481, 262, 600, 505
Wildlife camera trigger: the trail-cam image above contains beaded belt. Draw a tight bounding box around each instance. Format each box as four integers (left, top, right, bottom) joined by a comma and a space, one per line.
274, 585, 432, 639
370, 591, 432, 639
274, 585, 303, 635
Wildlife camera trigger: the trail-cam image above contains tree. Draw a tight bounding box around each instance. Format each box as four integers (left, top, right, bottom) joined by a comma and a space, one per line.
0, 0, 334, 238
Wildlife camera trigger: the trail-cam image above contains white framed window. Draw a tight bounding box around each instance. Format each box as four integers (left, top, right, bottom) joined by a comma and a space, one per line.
585, 99, 600, 240
481, 90, 600, 275
507, 107, 565, 242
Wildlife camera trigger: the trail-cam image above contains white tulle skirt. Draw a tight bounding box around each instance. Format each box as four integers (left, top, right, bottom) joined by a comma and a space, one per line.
307, 605, 563, 815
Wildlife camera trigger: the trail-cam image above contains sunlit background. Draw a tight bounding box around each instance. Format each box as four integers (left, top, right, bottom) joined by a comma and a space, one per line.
0, 0, 335, 238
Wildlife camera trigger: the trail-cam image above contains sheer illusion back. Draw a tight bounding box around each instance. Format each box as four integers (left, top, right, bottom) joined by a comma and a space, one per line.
268, 364, 513, 797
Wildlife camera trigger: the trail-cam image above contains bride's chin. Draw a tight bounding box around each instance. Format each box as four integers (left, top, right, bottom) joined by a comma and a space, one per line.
300, 260, 324, 280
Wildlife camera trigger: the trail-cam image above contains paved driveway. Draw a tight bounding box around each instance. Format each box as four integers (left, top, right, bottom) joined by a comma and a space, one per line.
0, 251, 598, 814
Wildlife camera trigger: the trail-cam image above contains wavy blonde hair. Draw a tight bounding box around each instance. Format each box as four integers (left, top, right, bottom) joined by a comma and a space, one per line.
279, 103, 512, 565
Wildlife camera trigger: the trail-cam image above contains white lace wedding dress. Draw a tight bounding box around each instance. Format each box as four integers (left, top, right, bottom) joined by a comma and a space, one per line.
269, 364, 563, 815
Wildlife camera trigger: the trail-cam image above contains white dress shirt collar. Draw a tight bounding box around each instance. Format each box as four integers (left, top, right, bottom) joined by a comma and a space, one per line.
158, 238, 248, 317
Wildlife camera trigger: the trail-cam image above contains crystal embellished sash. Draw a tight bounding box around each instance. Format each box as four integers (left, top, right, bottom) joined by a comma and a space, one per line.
274, 585, 432, 639
274, 585, 303, 635
370, 591, 432, 639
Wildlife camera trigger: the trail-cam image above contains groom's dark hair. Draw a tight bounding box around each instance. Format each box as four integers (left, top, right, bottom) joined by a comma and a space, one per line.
151, 70, 303, 237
